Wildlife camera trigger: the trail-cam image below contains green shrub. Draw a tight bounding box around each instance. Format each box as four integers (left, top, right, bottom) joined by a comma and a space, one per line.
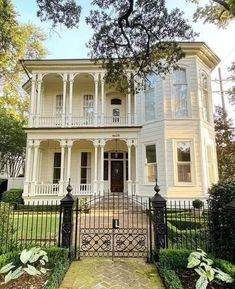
192, 199, 203, 209
158, 267, 183, 289
2, 189, 23, 205
159, 249, 190, 269
208, 178, 235, 262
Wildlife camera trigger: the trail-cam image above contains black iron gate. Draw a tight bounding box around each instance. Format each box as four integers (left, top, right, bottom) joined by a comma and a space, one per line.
73, 192, 151, 260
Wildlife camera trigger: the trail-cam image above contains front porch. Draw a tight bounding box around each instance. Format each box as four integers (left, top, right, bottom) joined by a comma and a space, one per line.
23, 138, 139, 204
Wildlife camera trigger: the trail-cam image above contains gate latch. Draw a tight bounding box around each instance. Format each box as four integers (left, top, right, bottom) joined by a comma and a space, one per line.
112, 219, 119, 229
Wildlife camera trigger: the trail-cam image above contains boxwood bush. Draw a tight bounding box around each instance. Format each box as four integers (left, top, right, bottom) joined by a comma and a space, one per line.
2, 189, 23, 205
208, 178, 235, 262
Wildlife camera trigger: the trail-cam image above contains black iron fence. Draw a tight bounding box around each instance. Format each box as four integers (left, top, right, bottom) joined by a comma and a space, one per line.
0, 202, 61, 254
166, 201, 211, 252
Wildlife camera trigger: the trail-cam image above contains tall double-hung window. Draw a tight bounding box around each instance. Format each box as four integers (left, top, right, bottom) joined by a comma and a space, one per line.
145, 144, 157, 182
172, 68, 188, 117
80, 152, 91, 184
176, 141, 192, 183
83, 95, 94, 118
145, 73, 156, 122
201, 73, 210, 122
56, 94, 63, 116
53, 152, 61, 183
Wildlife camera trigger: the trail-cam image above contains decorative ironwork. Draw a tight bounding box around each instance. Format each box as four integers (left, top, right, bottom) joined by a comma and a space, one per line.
74, 191, 150, 259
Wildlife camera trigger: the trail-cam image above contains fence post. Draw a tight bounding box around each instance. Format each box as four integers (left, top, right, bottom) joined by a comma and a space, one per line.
226, 198, 235, 263
60, 180, 74, 256
151, 181, 167, 262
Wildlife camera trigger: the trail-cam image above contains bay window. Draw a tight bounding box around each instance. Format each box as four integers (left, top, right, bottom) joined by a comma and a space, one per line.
145, 144, 157, 182
176, 141, 192, 183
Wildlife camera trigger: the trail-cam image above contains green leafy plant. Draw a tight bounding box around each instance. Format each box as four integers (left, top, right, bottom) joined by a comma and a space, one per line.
192, 199, 203, 209
187, 249, 234, 289
0, 247, 49, 284
2, 189, 23, 205
79, 198, 90, 213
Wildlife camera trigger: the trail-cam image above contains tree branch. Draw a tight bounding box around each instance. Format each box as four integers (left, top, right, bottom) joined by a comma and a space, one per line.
212, 0, 230, 11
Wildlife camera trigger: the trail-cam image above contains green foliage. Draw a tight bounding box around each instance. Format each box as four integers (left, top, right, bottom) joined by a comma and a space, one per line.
0, 202, 15, 254
214, 106, 235, 181
187, 0, 235, 28
192, 199, 204, 209
0, 247, 49, 283
2, 189, 23, 205
0, 109, 26, 177
158, 267, 183, 289
208, 179, 235, 261
159, 249, 190, 269
187, 249, 233, 289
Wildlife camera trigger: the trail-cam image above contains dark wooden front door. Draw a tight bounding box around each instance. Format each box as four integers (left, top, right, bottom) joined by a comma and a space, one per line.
111, 161, 123, 192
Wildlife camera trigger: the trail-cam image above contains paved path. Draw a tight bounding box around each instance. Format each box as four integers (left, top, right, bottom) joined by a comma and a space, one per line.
59, 258, 165, 289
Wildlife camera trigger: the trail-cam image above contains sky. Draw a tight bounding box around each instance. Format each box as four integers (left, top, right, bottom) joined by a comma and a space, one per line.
12, 0, 235, 119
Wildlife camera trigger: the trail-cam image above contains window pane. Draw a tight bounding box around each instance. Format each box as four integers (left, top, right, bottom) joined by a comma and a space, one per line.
104, 152, 108, 159
81, 152, 87, 166
146, 145, 156, 163
54, 153, 61, 167
145, 164, 157, 182
145, 89, 156, 121
53, 168, 60, 183
177, 142, 191, 161
173, 69, 186, 84
104, 160, 108, 180
177, 164, 191, 182
173, 69, 188, 117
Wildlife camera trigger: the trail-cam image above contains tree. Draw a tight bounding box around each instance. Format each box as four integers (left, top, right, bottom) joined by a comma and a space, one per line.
188, 0, 235, 28
35, 0, 196, 89
214, 106, 235, 180
227, 62, 235, 105
0, 110, 26, 177
0, 0, 47, 120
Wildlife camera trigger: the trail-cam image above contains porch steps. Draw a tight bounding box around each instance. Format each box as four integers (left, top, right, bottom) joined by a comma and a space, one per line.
91, 193, 144, 211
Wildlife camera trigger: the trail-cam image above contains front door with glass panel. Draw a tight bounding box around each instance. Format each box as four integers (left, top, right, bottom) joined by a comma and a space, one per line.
111, 160, 124, 192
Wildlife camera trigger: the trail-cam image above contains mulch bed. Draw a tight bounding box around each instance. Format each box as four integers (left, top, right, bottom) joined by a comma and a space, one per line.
0, 272, 50, 289
176, 269, 231, 289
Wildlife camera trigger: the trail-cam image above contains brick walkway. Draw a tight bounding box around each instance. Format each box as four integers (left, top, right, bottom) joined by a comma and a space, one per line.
59, 258, 165, 289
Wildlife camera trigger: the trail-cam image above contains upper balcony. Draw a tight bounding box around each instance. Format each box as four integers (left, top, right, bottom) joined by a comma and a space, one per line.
27, 71, 137, 128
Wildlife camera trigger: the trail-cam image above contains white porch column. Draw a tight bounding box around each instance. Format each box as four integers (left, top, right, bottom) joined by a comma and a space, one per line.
30, 74, 36, 127
133, 78, 137, 125
36, 74, 42, 127
23, 140, 34, 197
101, 73, 105, 125
127, 73, 131, 125
93, 139, 99, 193
62, 73, 67, 127
69, 74, 74, 127
134, 141, 139, 194
32, 140, 40, 196
127, 140, 132, 194
94, 73, 99, 126
100, 139, 106, 194
67, 140, 73, 182
59, 140, 66, 196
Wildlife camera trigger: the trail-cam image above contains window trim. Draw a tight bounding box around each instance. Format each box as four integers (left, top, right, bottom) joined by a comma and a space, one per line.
144, 143, 157, 184
173, 139, 195, 186
200, 71, 210, 123
171, 66, 191, 119
79, 150, 92, 185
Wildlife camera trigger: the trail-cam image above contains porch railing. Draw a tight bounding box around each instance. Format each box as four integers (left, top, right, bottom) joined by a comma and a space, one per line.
35, 184, 59, 195
72, 184, 92, 195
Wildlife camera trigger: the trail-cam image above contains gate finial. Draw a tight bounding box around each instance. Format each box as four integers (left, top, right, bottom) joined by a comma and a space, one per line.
66, 178, 73, 194
154, 179, 160, 194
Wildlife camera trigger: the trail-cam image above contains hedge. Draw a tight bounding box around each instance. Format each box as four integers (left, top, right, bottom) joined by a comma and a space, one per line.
2, 189, 23, 205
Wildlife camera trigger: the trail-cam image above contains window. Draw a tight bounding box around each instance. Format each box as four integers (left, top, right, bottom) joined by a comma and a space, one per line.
145, 145, 157, 182
83, 95, 94, 118
201, 73, 210, 122
56, 95, 63, 116
80, 152, 91, 184
145, 89, 156, 121
172, 68, 188, 117
53, 153, 61, 183
111, 98, 121, 105
176, 142, 192, 183
113, 108, 120, 123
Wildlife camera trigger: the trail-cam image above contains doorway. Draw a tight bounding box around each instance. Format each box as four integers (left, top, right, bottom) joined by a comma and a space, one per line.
111, 160, 124, 192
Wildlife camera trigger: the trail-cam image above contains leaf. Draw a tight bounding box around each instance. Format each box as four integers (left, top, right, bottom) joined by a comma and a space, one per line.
40, 267, 47, 274
20, 249, 32, 264
0, 263, 15, 274
196, 276, 208, 289
195, 268, 207, 279
204, 258, 213, 266
187, 257, 201, 268
40, 259, 45, 266
10, 267, 24, 280
5, 271, 13, 284
42, 255, 48, 263
24, 264, 41, 276
215, 268, 234, 283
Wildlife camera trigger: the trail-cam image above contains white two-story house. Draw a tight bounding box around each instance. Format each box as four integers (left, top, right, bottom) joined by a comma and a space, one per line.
22, 42, 220, 204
